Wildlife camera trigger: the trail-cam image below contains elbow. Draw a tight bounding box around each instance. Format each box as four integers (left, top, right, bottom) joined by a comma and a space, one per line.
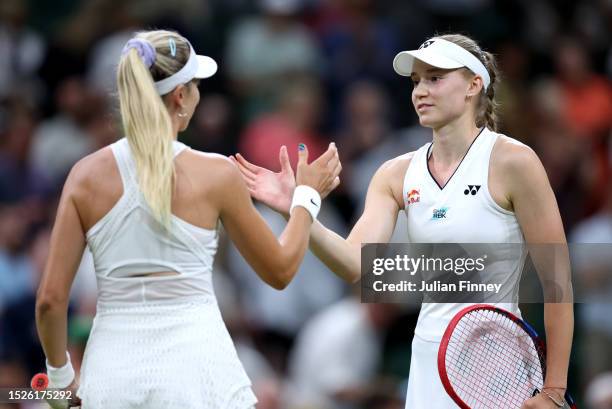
347, 271, 361, 284
269, 278, 290, 291
36, 290, 68, 316
265, 261, 299, 291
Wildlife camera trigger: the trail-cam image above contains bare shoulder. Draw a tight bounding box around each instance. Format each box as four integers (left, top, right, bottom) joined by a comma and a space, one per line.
176, 149, 246, 208
58, 146, 120, 230
179, 150, 242, 187
490, 134, 550, 209
377, 151, 416, 179
372, 151, 416, 209
67, 146, 118, 198
491, 134, 542, 175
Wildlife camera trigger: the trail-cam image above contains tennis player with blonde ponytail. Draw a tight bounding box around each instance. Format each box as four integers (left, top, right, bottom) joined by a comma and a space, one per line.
234, 33, 574, 408
35, 30, 341, 409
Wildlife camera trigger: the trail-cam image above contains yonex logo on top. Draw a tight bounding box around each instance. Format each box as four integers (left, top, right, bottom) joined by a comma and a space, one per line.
464, 185, 481, 195
419, 40, 435, 49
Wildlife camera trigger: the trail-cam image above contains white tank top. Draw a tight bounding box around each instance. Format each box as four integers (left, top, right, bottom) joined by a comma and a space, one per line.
86, 138, 219, 306
402, 128, 526, 341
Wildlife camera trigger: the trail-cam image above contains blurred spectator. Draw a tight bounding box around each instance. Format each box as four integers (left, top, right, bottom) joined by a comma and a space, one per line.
0, 0, 45, 101
519, 0, 560, 52
0, 206, 35, 312
29, 76, 96, 186
315, 0, 399, 123
236, 340, 283, 409
86, 112, 120, 150
570, 182, 612, 382
182, 93, 237, 156
529, 80, 598, 231
495, 41, 532, 141
335, 81, 390, 161
554, 37, 612, 142
0, 227, 49, 375
239, 75, 327, 171
0, 100, 51, 203
586, 372, 612, 409
286, 297, 398, 409
334, 81, 428, 220
552, 37, 611, 214
226, 0, 322, 119
416, 0, 490, 16
86, 29, 134, 96
0, 358, 27, 390
225, 203, 347, 372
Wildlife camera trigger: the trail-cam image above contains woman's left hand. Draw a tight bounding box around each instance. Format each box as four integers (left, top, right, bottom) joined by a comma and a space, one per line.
66, 378, 82, 407
47, 378, 82, 409
521, 392, 563, 409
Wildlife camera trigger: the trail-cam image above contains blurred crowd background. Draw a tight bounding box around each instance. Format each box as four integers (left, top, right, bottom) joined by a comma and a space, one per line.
0, 0, 611, 408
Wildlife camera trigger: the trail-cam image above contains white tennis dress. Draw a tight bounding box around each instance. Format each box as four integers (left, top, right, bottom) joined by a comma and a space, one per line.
76, 138, 257, 409
402, 128, 526, 408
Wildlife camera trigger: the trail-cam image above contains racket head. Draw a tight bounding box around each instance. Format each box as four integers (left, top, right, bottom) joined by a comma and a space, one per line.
438, 304, 547, 408
438, 304, 577, 408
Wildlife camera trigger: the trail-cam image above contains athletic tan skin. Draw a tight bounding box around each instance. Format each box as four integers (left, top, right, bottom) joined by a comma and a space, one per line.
233, 58, 573, 409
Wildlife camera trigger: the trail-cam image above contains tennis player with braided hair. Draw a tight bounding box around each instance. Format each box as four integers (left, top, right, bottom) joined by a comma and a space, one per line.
35, 29, 340, 408
233, 34, 574, 408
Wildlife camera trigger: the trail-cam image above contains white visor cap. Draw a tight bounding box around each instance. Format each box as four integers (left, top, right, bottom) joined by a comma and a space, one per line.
393, 38, 490, 90
155, 44, 218, 95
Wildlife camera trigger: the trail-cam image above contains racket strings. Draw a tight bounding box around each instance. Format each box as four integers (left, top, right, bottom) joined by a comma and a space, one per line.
444, 309, 544, 408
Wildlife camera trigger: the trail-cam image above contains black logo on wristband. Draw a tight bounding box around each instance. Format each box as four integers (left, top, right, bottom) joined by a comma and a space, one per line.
310, 198, 319, 207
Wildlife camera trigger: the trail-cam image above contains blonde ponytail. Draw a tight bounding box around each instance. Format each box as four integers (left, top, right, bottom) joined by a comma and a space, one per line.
116, 31, 191, 228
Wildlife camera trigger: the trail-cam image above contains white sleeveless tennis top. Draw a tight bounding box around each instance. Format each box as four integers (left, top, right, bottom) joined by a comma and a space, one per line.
402, 128, 526, 341
86, 138, 219, 306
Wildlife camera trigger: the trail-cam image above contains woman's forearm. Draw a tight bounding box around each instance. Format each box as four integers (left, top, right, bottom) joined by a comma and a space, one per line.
309, 220, 361, 283
35, 300, 70, 368
543, 302, 574, 390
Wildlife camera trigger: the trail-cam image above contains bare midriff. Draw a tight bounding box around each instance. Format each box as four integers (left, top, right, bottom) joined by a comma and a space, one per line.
132, 271, 180, 277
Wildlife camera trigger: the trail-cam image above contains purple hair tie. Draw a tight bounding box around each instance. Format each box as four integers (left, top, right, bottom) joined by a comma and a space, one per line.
122, 38, 156, 68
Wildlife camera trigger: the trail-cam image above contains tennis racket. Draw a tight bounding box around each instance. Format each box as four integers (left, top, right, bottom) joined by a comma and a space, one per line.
438, 304, 576, 408
29, 373, 81, 409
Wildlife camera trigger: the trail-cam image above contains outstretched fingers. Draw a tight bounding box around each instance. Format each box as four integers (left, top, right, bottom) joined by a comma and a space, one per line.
279, 145, 293, 174
230, 155, 257, 182
234, 153, 261, 174
313, 142, 337, 166
332, 156, 342, 179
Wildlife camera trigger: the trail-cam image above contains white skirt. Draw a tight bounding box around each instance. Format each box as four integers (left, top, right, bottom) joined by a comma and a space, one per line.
405, 334, 459, 409
77, 297, 257, 409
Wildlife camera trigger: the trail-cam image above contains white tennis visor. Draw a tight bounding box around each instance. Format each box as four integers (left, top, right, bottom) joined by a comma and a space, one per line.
155, 44, 217, 95
393, 38, 490, 90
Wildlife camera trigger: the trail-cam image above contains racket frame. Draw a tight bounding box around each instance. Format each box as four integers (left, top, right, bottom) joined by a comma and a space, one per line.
437, 304, 576, 409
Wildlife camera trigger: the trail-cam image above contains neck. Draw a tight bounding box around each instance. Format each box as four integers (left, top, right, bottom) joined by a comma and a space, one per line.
430, 114, 481, 165
169, 110, 181, 139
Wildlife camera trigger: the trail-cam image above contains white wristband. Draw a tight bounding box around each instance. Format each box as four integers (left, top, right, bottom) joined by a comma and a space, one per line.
46, 351, 75, 389
290, 185, 321, 221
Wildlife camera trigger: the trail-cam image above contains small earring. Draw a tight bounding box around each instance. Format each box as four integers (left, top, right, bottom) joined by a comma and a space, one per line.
177, 112, 187, 118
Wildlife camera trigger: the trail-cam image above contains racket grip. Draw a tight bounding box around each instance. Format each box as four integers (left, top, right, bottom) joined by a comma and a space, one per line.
29, 373, 77, 409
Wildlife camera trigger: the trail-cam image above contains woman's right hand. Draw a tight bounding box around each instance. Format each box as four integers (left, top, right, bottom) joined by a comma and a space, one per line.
295, 143, 341, 197
231, 143, 341, 216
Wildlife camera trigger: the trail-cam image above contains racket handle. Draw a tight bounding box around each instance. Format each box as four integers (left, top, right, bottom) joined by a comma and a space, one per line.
29, 373, 77, 409
31, 373, 48, 390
